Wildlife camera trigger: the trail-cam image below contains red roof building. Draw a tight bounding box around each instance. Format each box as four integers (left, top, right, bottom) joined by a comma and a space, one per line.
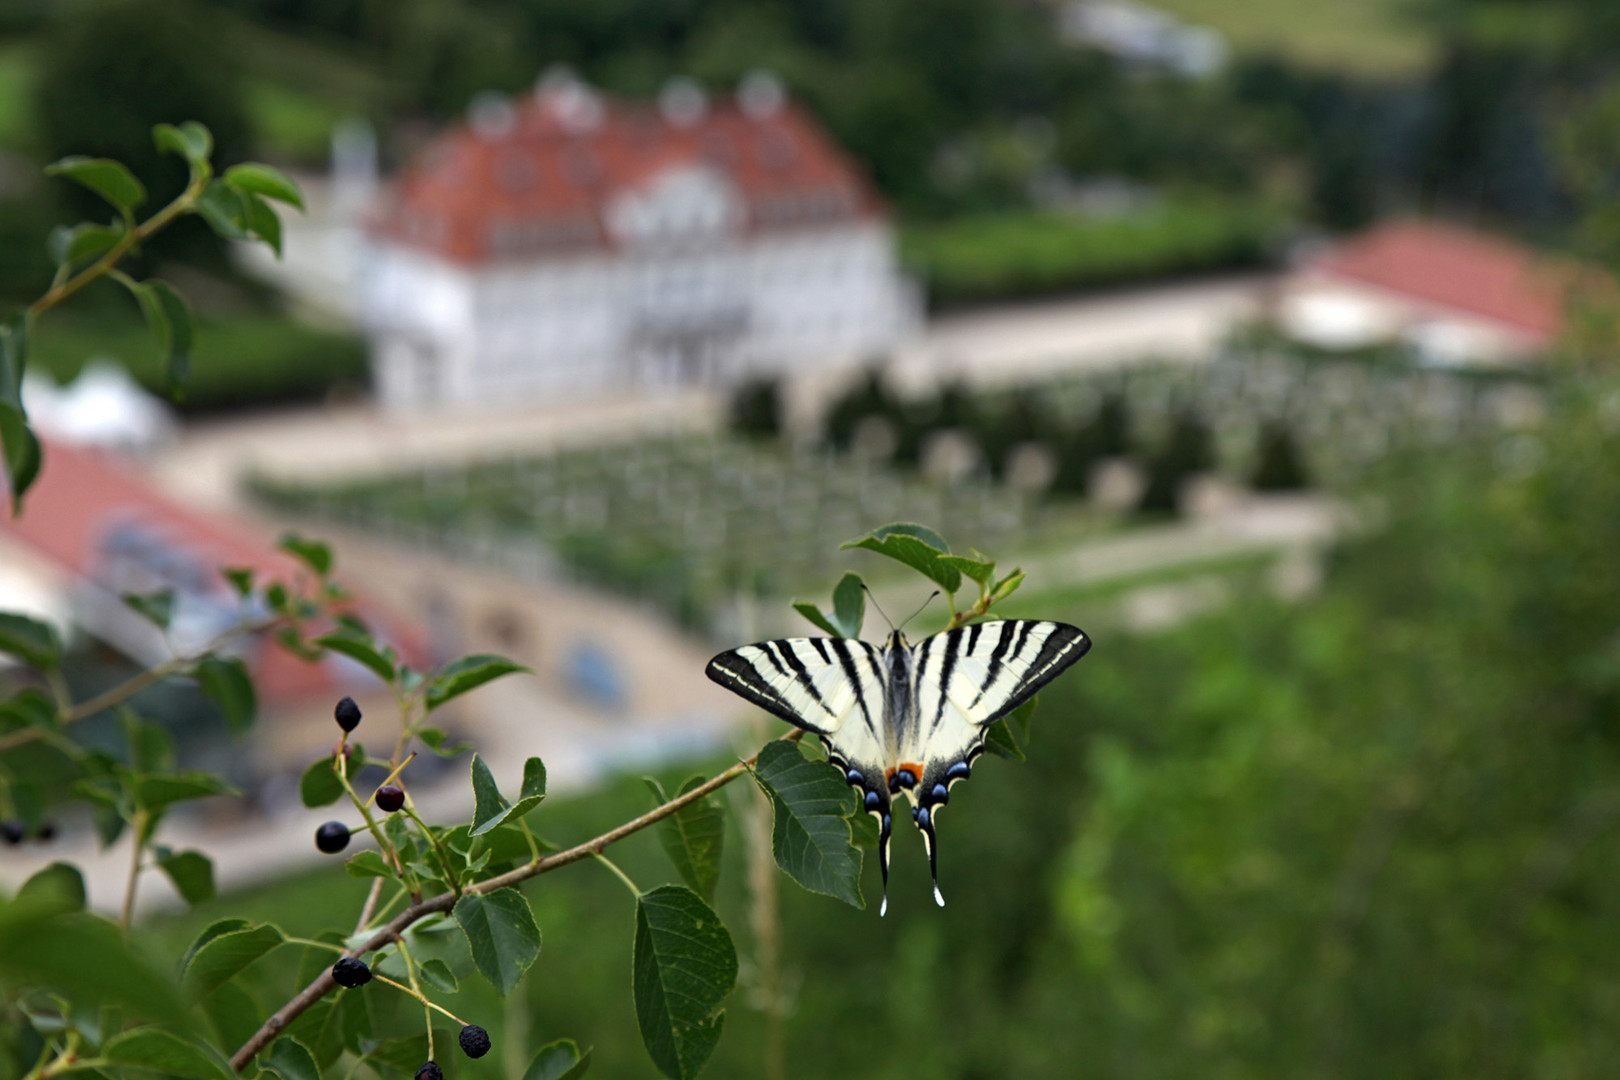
0, 439, 423, 712
359, 72, 919, 411
1278, 220, 1597, 364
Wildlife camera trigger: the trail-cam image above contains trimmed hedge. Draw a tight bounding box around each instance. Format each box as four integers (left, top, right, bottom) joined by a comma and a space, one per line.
27, 308, 368, 413
902, 196, 1284, 308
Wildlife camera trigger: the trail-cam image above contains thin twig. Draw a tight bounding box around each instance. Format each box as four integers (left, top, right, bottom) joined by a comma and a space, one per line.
591, 852, 642, 899
118, 811, 147, 934
229, 730, 802, 1070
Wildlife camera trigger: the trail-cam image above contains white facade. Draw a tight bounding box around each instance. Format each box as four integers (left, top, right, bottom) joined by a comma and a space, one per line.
360, 119, 919, 412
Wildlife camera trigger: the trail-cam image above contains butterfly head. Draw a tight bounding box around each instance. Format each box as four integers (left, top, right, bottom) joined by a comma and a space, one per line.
885, 629, 910, 653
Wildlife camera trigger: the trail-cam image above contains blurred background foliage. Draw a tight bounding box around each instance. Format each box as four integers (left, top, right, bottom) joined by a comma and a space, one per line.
154, 367, 1620, 1078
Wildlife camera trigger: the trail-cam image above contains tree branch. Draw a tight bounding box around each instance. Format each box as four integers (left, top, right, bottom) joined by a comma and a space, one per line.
228, 729, 804, 1071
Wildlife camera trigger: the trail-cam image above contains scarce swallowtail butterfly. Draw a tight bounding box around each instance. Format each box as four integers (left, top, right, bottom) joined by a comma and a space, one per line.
706, 619, 1089, 915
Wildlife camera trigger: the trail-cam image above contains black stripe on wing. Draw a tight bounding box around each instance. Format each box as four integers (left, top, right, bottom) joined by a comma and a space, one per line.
706, 647, 830, 733
980, 621, 1089, 724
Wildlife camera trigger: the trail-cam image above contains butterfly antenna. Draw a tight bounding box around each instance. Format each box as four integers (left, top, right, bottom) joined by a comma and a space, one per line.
899, 590, 941, 633
862, 584, 896, 633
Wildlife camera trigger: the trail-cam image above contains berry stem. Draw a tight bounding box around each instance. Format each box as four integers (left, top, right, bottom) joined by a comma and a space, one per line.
402, 804, 460, 895
287, 936, 345, 954
367, 753, 418, 806
372, 973, 470, 1028
231, 730, 806, 1071
591, 852, 643, 899
392, 936, 441, 1057
337, 751, 410, 884
118, 810, 147, 934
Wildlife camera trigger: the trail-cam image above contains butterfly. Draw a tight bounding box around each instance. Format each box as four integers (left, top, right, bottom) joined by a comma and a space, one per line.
706, 619, 1089, 914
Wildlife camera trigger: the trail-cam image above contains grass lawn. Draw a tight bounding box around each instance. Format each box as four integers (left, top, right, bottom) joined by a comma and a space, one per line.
1149, 0, 1436, 77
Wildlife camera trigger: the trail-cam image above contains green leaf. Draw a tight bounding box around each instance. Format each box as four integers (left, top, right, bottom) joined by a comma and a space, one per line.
523, 1039, 592, 1080
0, 402, 41, 512
195, 655, 256, 734
470, 755, 547, 836
122, 589, 175, 629
831, 571, 866, 637
137, 772, 235, 813
278, 532, 332, 575
299, 753, 355, 808
0, 906, 189, 1025
201, 979, 262, 1056
470, 753, 509, 832
45, 156, 146, 215
104, 1028, 231, 1080
123, 711, 174, 772
453, 887, 541, 995
183, 922, 286, 999
145, 279, 193, 389
223, 567, 255, 596
183, 918, 251, 968
0, 688, 55, 738
196, 180, 250, 240
840, 522, 961, 593
17, 863, 85, 911
315, 628, 396, 682
633, 885, 737, 1080
990, 568, 1026, 603
646, 777, 724, 903
753, 741, 864, 908
418, 958, 459, 993
982, 717, 1025, 760
153, 121, 213, 164
368, 1033, 456, 1075
418, 726, 472, 757
48, 222, 123, 266
345, 849, 392, 878
224, 163, 306, 210
242, 190, 282, 256
260, 1037, 320, 1080
158, 850, 216, 906
1009, 693, 1038, 743
425, 654, 530, 711
0, 612, 62, 670
789, 601, 840, 637
940, 554, 996, 588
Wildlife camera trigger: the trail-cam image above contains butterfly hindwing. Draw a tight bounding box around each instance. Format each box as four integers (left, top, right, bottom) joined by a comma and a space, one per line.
901, 620, 1091, 905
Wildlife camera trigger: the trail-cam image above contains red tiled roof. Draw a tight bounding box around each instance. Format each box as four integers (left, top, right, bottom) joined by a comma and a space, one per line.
371, 90, 884, 265
1313, 220, 1568, 339
1, 440, 423, 706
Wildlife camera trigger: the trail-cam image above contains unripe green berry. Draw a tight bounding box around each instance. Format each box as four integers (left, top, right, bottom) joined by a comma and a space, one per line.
459, 1025, 491, 1059
375, 784, 405, 813
315, 821, 350, 854
334, 696, 362, 732
331, 957, 372, 988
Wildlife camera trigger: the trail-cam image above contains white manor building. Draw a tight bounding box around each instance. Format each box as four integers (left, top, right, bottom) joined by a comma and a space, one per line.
359, 73, 920, 411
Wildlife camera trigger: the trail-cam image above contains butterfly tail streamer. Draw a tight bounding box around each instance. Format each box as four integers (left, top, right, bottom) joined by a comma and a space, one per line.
879, 809, 893, 917
916, 806, 945, 907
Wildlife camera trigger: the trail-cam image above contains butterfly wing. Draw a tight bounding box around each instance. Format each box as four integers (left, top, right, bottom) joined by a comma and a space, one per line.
901, 619, 1090, 905
706, 636, 899, 905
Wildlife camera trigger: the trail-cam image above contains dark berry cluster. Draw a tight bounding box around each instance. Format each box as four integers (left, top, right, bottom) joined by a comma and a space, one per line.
375, 784, 405, 813
415, 1063, 443, 1080
459, 1025, 492, 1059
314, 821, 350, 854
2, 819, 55, 844
331, 957, 372, 988
335, 696, 362, 732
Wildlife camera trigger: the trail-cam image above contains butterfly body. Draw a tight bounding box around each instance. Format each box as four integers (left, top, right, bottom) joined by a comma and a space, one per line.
706, 619, 1089, 914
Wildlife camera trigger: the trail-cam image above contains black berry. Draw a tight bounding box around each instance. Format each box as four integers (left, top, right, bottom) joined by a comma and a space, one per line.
334, 697, 362, 732
375, 784, 405, 813
459, 1025, 491, 1059
415, 1063, 443, 1080
331, 957, 372, 988
34, 821, 55, 842
315, 821, 351, 854
1, 820, 23, 845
